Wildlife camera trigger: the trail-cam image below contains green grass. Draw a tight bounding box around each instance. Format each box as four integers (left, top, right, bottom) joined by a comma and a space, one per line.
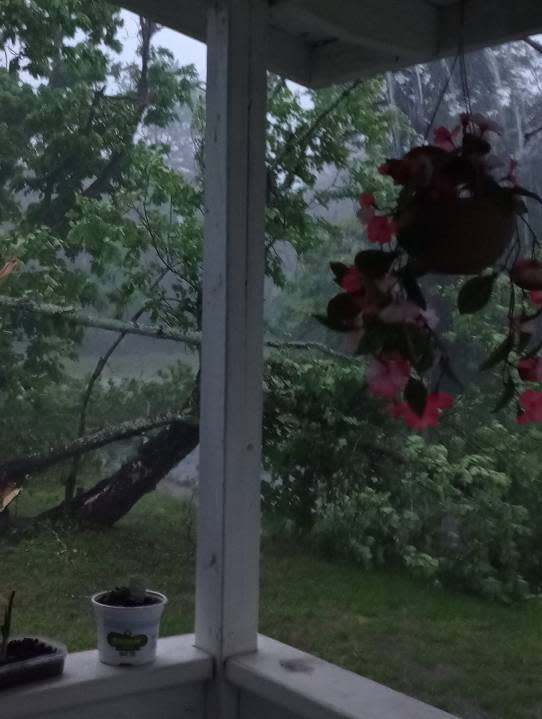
3, 491, 542, 719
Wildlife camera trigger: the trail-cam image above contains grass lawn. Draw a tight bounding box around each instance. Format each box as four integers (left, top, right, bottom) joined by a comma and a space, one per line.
3, 490, 542, 719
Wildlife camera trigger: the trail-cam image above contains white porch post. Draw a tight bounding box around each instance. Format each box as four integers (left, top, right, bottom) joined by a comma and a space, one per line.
195, 0, 267, 673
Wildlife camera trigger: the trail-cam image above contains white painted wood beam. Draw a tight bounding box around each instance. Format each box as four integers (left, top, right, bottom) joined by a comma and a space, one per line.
120, 0, 311, 84
438, 0, 542, 55
310, 43, 415, 88
271, 0, 437, 58
195, 0, 267, 669
310, 1, 542, 88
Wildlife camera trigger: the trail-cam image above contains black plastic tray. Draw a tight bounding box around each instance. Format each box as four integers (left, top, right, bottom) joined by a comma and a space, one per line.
0, 638, 67, 690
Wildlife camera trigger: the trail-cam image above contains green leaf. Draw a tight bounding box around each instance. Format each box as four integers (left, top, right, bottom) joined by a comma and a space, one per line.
329, 262, 349, 285
493, 378, 516, 412
404, 377, 427, 417
479, 335, 514, 371
399, 265, 427, 310
457, 274, 497, 315
354, 250, 397, 278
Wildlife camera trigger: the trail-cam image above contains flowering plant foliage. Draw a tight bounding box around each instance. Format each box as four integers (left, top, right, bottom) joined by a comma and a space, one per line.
318, 114, 542, 428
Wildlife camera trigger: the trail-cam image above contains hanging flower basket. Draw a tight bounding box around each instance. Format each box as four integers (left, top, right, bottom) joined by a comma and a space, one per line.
317, 114, 542, 429
397, 192, 517, 275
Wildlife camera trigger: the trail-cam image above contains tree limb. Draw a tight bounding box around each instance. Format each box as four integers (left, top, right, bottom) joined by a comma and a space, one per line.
0, 294, 355, 361
64, 266, 170, 507
271, 80, 363, 195
525, 37, 542, 55
0, 294, 201, 346
525, 123, 542, 144
0, 413, 193, 489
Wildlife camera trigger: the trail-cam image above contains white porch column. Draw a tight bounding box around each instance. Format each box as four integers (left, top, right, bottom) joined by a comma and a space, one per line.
195, 0, 267, 671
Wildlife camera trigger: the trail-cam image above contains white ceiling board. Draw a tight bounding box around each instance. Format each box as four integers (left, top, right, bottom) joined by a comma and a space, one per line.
120, 0, 312, 84
119, 0, 542, 87
271, 0, 437, 57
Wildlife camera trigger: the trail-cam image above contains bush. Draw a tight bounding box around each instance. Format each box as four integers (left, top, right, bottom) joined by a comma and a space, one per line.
263, 354, 542, 601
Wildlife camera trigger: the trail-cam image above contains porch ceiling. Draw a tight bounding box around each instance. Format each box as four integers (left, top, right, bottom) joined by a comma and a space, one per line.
121, 0, 542, 87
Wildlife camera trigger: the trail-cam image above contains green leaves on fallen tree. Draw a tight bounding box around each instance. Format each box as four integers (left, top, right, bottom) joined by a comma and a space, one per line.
457, 274, 498, 314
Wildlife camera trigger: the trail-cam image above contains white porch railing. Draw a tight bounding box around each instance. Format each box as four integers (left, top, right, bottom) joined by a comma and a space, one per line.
3, 634, 458, 719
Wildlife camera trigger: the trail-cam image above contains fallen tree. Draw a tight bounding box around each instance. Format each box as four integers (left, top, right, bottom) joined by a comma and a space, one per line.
0, 414, 198, 528
39, 420, 199, 526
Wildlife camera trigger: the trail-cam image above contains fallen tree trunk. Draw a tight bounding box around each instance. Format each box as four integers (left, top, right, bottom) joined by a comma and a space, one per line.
39, 420, 199, 526
0, 413, 188, 491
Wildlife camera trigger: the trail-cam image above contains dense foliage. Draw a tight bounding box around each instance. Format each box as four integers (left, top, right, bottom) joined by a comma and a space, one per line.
3, 3, 542, 601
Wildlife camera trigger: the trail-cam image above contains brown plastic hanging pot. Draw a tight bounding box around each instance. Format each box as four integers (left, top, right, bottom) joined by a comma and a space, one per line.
397, 193, 517, 275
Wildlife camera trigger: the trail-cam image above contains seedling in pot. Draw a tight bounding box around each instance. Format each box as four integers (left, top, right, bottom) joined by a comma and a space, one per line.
98, 577, 159, 607
91, 577, 168, 666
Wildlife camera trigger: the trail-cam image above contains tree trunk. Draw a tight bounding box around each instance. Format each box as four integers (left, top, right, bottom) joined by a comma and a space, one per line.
40, 421, 199, 527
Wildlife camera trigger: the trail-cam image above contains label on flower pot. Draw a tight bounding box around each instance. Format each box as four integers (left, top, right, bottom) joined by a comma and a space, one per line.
107, 631, 148, 653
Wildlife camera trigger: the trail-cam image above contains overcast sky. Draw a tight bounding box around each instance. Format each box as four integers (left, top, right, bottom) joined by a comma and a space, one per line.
121, 11, 207, 78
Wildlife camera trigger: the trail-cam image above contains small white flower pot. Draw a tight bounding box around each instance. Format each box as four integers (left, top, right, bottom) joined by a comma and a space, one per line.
91, 591, 167, 666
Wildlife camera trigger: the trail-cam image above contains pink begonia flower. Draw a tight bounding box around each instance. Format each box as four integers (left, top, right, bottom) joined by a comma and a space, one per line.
461, 113, 501, 135
517, 389, 542, 424
511, 258, 542, 291
529, 290, 542, 305
471, 113, 502, 135
433, 126, 459, 152
389, 393, 454, 430
375, 273, 397, 295
379, 300, 438, 331
367, 353, 410, 399
357, 192, 377, 224
359, 192, 376, 208
420, 308, 439, 330
518, 357, 542, 382
367, 216, 396, 245
341, 266, 363, 294
504, 159, 518, 186
357, 206, 375, 225
0, 259, 18, 281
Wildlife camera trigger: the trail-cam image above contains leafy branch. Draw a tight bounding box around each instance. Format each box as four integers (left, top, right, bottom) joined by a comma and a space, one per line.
0, 295, 354, 361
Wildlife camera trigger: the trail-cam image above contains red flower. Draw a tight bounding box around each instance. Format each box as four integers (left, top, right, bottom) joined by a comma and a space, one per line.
367, 353, 410, 399
390, 393, 454, 430
341, 266, 363, 294
359, 192, 376, 208
367, 216, 395, 245
517, 389, 542, 424
518, 357, 542, 382
511, 259, 542, 291
433, 126, 457, 152
0, 259, 18, 281
504, 159, 518, 186
530, 290, 542, 305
